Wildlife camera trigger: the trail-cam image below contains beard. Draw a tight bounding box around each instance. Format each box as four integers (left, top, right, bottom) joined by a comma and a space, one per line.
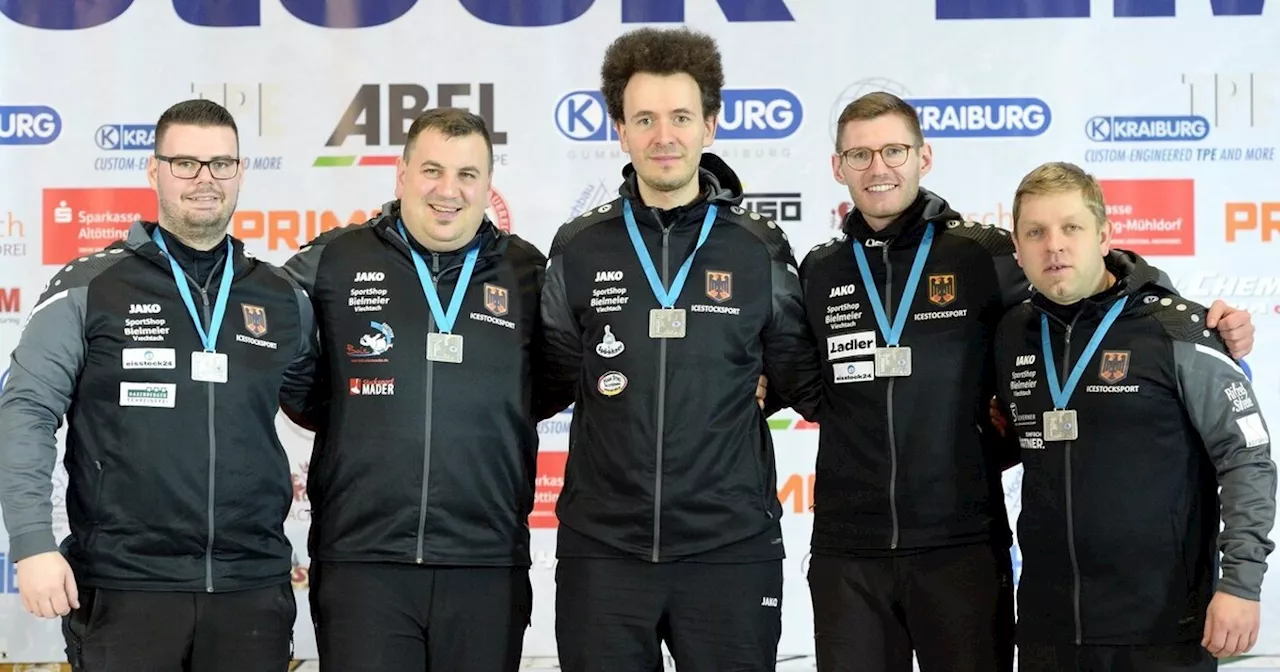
159, 190, 236, 248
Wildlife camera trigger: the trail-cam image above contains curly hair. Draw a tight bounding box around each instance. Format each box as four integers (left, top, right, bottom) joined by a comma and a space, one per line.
600, 27, 724, 123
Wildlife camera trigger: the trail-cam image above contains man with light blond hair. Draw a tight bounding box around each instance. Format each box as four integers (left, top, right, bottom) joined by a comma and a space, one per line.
994, 161, 1276, 671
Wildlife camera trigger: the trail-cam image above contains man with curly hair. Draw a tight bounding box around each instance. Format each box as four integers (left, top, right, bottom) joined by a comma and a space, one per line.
538, 27, 822, 671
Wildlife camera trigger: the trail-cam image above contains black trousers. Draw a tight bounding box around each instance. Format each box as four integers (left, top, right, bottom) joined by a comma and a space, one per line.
1018, 642, 1217, 672
807, 542, 1015, 672
555, 557, 783, 672
61, 583, 295, 672
310, 561, 532, 671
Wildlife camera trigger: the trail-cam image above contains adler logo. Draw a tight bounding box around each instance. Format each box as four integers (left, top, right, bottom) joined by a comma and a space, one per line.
1015, 354, 1036, 366
595, 270, 623, 282
129, 303, 161, 314
827, 330, 876, 360
829, 283, 856, 298
354, 271, 385, 282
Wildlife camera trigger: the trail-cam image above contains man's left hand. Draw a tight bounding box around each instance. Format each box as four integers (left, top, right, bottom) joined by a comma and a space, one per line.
756, 375, 768, 409
1202, 591, 1260, 658
1206, 300, 1254, 360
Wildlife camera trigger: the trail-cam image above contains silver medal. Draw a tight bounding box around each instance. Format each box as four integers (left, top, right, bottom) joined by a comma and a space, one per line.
648, 308, 687, 339
426, 332, 464, 363
874, 347, 912, 377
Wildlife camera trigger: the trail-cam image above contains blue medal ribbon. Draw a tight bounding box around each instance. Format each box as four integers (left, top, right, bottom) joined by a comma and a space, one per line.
397, 220, 479, 333
151, 228, 234, 353
850, 224, 935, 347
622, 200, 718, 308
1041, 297, 1128, 409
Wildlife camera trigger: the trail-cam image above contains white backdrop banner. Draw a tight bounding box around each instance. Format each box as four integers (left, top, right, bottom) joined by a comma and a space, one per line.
0, 0, 1277, 663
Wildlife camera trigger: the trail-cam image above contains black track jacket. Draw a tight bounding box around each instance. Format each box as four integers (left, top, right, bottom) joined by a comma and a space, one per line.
799, 190, 1027, 555
0, 221, 316, 592
282, 203, 553, 568
538, 153, 822, 563
995, 250, 1276, 645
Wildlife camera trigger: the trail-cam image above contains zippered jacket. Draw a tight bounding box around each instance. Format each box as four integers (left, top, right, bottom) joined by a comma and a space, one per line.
995, 250, 1276, 645
0, 221, 317, 592
282, 203, 551, 567
799, 189, 1027, 555
537, 153, 823, 562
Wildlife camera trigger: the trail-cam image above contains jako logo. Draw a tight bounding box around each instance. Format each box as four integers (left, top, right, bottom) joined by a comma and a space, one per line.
1016, 354, 1036, 366
2, 0, 793, 30
354, 271, 385, 282
0, 106, 62, 145
1086, 116, 1210, 142
556, 89, 802, 142
936, 0, 1266, 19
129, 303, 161, 314
595, 270, 624, 282
908, 98, 1051, 138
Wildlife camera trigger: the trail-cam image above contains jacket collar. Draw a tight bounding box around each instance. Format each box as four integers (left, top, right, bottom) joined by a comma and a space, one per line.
123, 220, 254, 280
841, 188, 962, 250
617, 152, 745, 233
1031, 248, 1171, 327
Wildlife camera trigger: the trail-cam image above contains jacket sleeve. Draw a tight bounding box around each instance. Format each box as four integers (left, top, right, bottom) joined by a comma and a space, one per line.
279, 243, 326, 431
0, 279, 89, 561
987, 310, 1022, 470
959, 226, 1024, 466
760, 245, 822, 421
279, 282, 320, 430
987, 230, 1031, 311
1172, 337, 1277, 600
534, 243, 580, 421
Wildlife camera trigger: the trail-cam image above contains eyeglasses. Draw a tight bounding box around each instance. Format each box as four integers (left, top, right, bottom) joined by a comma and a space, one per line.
156, 154, 241, 179
838, 143, 919, 171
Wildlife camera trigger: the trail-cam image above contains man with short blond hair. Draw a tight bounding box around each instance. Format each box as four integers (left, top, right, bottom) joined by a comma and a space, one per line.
995, 160, 1275, 671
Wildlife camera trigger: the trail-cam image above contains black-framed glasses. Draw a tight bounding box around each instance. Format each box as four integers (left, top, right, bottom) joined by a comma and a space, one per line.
156, 154, 241, 179
839, 143, 919, 171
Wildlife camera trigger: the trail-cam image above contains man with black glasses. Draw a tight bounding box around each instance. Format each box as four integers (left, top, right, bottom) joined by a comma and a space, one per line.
0, 98, 315, 671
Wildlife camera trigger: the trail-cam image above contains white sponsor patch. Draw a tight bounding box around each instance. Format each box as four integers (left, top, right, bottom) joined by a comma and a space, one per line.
121, 347, 176, 369
832, 360, 875, 384
1237, 413, 1270, 448
827, 330, 876, 361
119, 382, 176, 408
1224, 381, 1255, 413
595, 326, 625, 358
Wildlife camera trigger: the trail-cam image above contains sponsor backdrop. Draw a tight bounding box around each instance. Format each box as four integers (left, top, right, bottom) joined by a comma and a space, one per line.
0, 0, 1277, 664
